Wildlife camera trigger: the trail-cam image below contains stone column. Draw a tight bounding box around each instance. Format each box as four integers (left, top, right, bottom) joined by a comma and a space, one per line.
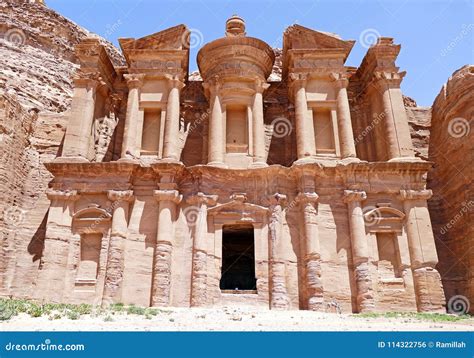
332, 74, 357, 159
296, 192, 324, 311
343, 190, 374, 313
121, 74, 145, 159
291, 75, 316, 160
250, 81, 269, 167
206, 81, 225, 167
372, 72, 415, 161
61, 73, 101, 161
102, 190, 134, 306
40, 189, 79, 302
163, 76, 185, 161
268, 193, 290, 310
187, 193, 218, 307
151, 189, 182, 307
399, 189, 445, 312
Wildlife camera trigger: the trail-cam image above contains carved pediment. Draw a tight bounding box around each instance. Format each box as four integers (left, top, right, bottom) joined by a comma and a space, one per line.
283, 24, 354, 53
363, 206, 405, 233
119, 25, 189, 52
208, 194, 268, 224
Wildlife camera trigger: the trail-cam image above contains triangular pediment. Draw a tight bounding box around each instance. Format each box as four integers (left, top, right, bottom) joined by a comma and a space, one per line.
283, 24, 354, 52
119, 24, 190, 51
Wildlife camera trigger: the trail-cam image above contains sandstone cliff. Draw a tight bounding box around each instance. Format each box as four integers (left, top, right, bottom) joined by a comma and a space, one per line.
0, 0, 124, 297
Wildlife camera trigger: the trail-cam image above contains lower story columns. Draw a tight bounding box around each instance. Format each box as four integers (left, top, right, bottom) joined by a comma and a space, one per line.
399, 189, 445, 312
102, 190, 134, 306
151, 189, 182, 307
187, 193, 218, 307
268, 193, 290, 310
296, 192, 324, 311
344, 190, 375, 313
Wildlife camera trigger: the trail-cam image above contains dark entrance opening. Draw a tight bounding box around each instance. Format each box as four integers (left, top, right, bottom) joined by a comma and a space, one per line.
220, 224, 256, 291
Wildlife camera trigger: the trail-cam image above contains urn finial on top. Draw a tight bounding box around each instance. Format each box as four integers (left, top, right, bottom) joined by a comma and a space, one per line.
225, 14, 246, 37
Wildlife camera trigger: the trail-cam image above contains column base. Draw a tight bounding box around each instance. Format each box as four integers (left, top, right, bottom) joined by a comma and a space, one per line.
248, 161, 268, 169
338, 157, 362, 165
54, 156, 89, 163
117, 157, 140, 164
388, 156, 423, 163
207, 161, 228, 168
294, 156, 319, 165
160, 157, 181, 164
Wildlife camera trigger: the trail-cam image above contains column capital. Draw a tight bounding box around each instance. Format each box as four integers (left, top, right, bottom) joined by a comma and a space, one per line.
187, 192, 218, 207
329, 72, 349, 89
123, 73, 146, 89
399, 189, 432, 201
295, 192, 319, 204
253, 78, 270, 93
288, 72, 308, 88
107, 190, 134, 202
72, 71, 103, 89
154, 189, 182, 204
267, 193, 288, 208
343, 190, 367, 203
46, 189, 79, 202
371, 70, 405, 89
164, 74, 185, 90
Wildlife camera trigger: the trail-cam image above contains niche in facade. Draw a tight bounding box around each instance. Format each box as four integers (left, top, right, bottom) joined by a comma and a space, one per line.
226, 104, 248, 154
141, 109, 162, 155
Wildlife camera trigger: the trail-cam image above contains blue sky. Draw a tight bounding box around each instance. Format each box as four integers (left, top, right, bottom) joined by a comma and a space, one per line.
47, 0, 473, 106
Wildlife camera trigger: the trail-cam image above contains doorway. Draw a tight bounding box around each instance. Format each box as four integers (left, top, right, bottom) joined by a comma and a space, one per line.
220, 224, 256, 291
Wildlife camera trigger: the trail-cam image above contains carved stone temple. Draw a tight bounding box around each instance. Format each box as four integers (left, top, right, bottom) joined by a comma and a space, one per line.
37, 16, 446, 312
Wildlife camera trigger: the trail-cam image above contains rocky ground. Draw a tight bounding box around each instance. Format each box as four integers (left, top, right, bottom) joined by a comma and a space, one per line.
1, 307, 473, 332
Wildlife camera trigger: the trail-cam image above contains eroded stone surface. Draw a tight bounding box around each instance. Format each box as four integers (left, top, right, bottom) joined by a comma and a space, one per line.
0, 4, 468, 314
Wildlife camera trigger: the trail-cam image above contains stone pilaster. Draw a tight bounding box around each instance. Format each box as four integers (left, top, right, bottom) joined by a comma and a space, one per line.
250, 80, 269, 168
163, 76, 185, 161
102, 190, 134, 306
343, 190, 374, 313
399, 189, 445, 312
268, 193, 290, 310
151, 189, 182, 307
371, 71, 415, 161
331, 73, 357, 159
39, 189, 79, 302
296, 192, 324, 311
187, 193, 218, 307
61, 73, 102, 161
205, 79, 225, 167
290, 74, 316, 160
121, 73, 145, 159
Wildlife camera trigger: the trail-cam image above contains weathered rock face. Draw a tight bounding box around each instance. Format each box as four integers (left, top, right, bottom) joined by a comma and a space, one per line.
0, 3, 467, 314
428, 65, 473, 313
0, 0, 124, 300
